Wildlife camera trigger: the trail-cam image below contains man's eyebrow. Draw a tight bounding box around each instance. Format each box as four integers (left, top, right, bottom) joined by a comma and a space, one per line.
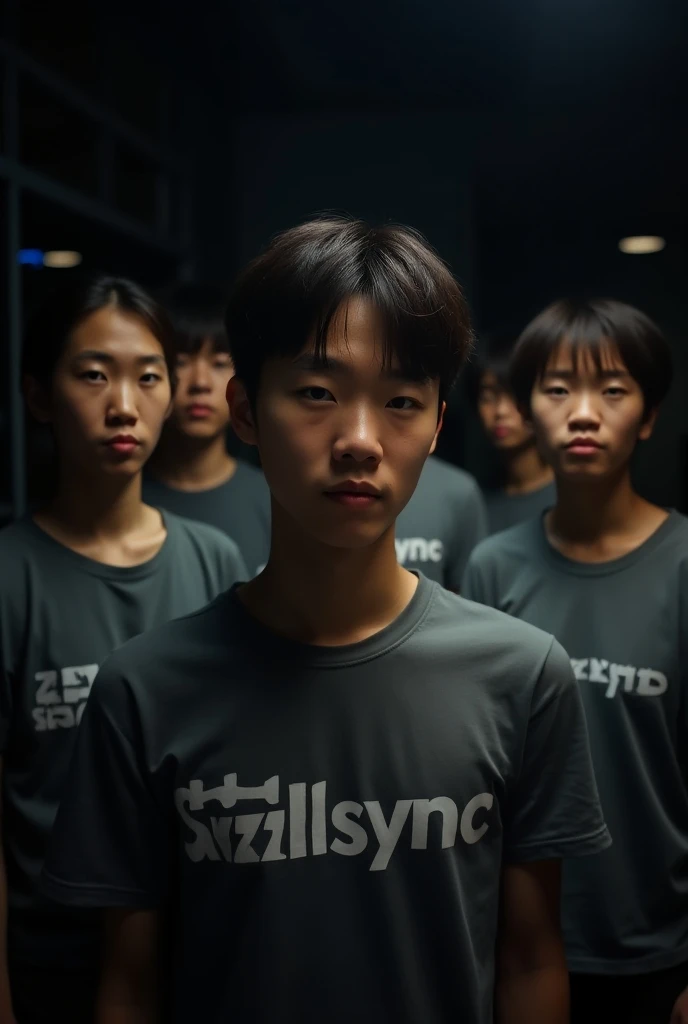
290, 353, 430, 383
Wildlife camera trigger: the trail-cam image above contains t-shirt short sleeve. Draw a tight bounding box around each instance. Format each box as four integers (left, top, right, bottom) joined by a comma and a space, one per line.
446, 482, 488, 591
42, 659, 169, 908
0, 664, 11, 752
504, 638, 611, 863
221, 537, 249, 585
460, 542, 495, 605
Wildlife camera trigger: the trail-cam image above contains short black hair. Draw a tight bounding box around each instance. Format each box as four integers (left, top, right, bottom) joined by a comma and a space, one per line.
225, 217, 473, 407
509, 298, 673, 416
23, 274, 176, 386
465, 327, 522, 407
160, 283, 230, 356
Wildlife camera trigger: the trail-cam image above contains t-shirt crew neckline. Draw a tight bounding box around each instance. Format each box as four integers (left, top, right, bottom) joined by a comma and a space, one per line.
145, 460, 247, 501
24, 513, 173, 583
533, 508, 680, 579
227, 570, 437, 669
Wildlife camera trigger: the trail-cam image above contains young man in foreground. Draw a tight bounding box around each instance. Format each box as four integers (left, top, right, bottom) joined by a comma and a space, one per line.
44, 220, 609, 1024
463, 298, 688, 1024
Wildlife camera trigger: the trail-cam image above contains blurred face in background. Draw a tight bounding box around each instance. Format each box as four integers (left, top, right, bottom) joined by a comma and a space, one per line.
169, 339, 234, 442
477, 370, 535, 452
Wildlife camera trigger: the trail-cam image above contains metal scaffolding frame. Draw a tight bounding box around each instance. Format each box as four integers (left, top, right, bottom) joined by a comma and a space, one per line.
0, 7, 188, 520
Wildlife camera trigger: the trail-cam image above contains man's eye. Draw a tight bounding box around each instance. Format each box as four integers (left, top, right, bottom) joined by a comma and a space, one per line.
299, 386, 334, 402
141, 373, 163, 384
79, 370, 106, 382
545, 386, 568, 397
387, 396, 419, 410
605, 387, 626, 397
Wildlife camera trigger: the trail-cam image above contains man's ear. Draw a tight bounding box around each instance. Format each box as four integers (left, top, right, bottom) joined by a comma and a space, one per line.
638, 406, 659, 442
428, 400, 446, 456
226, 376, 258, 446
23, 375, 52, 424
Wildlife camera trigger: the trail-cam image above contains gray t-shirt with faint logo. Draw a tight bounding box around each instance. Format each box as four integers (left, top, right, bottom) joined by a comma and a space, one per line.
44, 575, 608, 1023
0, 514, 247, 969
395, 456, 487, 589
463, 511, 688, 975
485, 481, 556, 535
143, 461, 271, 576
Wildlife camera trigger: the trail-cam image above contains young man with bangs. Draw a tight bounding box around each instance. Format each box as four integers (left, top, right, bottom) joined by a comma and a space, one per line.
463, 298, 688, 1023
43, 220, 608, 1024
144, 284, 271, 576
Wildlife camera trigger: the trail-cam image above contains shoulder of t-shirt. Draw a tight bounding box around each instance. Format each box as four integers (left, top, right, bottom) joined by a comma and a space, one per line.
88, 592, 232, 704
467, 518, 539, 571
423, 456, 482, 502
0, 518, 41, 589
162, 510, 245, 565
429, 583, 559, 688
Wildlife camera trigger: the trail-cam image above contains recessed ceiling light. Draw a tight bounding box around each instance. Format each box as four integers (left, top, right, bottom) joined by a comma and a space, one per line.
618, 236, 665, 255
43, 250, 83, 268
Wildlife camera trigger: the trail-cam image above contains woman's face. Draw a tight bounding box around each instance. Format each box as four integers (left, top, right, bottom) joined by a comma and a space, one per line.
477, 370, 535, 451
31, 305, 173, 480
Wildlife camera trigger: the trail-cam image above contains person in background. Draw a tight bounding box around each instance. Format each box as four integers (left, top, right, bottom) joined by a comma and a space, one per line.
45, 219, 608, 1024
395, 453, 487, 590
463, 298, 688, 1024
0, 276, 247, 1024
144, 284, 271, 576
468, 329, 555, 534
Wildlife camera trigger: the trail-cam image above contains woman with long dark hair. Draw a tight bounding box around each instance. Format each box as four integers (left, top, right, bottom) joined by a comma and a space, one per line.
0, 275, 246, 1023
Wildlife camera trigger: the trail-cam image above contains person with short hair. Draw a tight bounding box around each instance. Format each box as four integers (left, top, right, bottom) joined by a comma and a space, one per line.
463, 298, 688, 1024
144, 284, 271, 577
44, 222, 608, 1024
0, 275, 247, 1024
467, 329, 554, 534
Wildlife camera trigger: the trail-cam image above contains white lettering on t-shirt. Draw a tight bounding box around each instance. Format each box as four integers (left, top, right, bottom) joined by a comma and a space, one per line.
395, 538, 444, 565
570, 657, 668, 700
174, 774, 495, 870
31, 664, 99, 733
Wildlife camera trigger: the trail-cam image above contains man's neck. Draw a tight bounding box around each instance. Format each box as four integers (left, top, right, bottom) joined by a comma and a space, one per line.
503, 442, 554, 496
546, 469, 668, 562
150, 432, 236, 492
239, 509, 417, 647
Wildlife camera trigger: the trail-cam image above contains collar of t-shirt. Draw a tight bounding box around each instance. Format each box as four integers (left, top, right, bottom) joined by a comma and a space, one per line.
20, 515, 177, 583
225, 571, 436, 669
531, 508, 682, 579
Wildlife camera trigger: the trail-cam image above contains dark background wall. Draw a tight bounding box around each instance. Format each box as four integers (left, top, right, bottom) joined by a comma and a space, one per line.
2, 0, 687, 515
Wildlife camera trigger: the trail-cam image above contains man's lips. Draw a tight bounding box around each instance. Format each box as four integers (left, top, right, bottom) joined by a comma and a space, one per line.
104, 435, 140, 455
186, 404, 214, 418
565, 437, 603, 455
323, 482, 382, 507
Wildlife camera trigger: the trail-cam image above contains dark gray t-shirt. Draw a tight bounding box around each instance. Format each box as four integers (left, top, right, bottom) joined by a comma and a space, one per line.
0, 513, 247, 968
143, 461, 271, 576
44, 575, 608, 1023
395, 457, 487, 589
485, 481, 556, 535
463, 511, 688, 975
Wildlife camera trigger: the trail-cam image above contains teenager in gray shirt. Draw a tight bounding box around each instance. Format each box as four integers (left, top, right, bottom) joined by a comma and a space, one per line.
144, 285, 271, 576
467, 329, 555, 534
45, 219, 608, 1024
0, 277, 246, 1024
464, 298, 688, 1024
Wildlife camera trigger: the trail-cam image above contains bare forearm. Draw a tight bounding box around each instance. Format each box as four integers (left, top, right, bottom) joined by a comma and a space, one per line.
496, 965, 570, 1024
